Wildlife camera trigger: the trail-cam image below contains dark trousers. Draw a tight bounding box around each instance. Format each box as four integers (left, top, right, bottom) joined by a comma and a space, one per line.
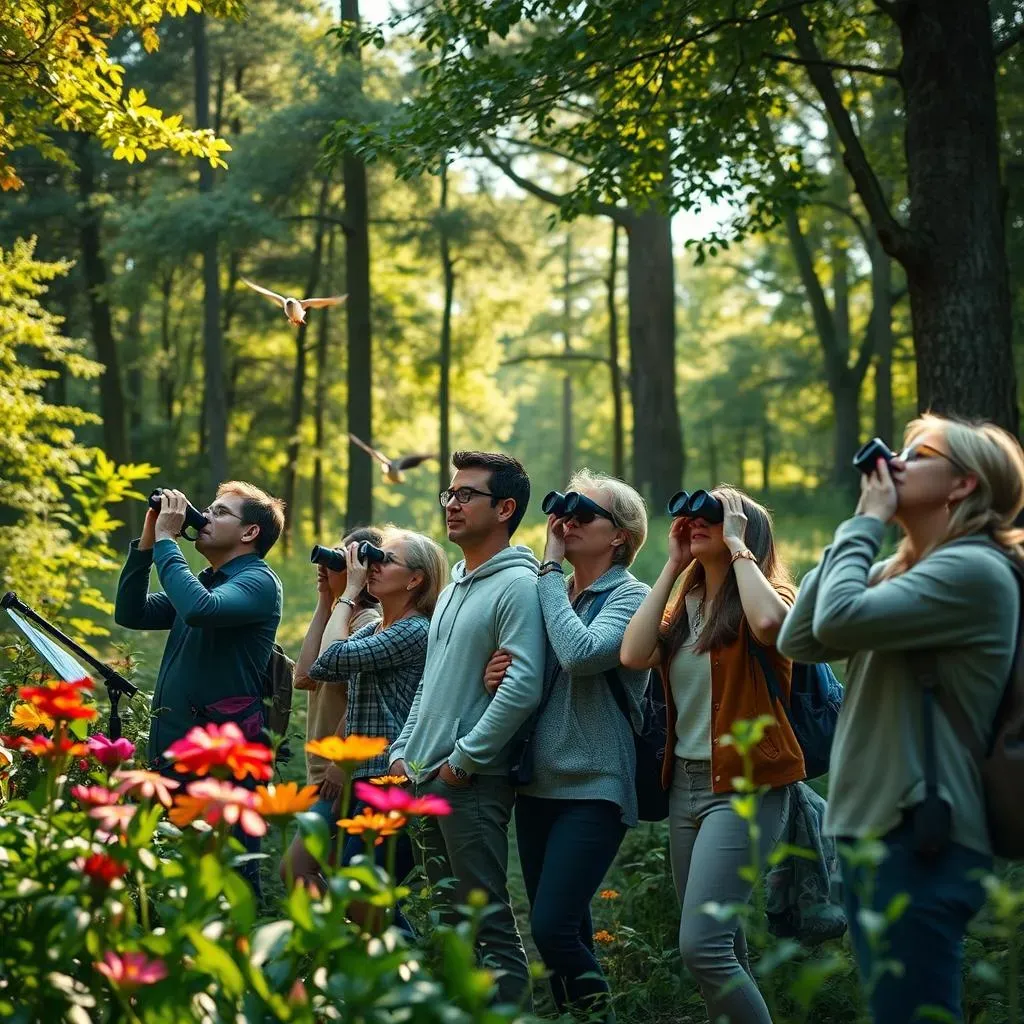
841, 820, 990, 1024
515, 795, 627, 1023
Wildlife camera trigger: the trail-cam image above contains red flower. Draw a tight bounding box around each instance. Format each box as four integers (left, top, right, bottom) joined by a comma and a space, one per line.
354, 781, 452, 817
19, 678, 96, 722
76, 852, 128, 887
164, 722, 272, 781
14, 734, 88, 759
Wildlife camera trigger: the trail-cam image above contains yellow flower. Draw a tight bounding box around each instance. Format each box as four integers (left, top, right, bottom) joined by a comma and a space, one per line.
600, 889, 620, 900
593, 930, 616, 944
337, 808, 407, 845
305, 735, 389, 766
11, 702, 55, 732
254, 781, 320, 817
368, 773, 409, 786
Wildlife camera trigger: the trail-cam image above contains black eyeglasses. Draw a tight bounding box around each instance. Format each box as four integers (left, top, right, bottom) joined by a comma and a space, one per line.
438, 486, 495, 508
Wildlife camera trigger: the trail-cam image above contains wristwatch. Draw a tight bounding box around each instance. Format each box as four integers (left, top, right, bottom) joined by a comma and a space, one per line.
446, 760, 469, 782
538, 560, 564, 576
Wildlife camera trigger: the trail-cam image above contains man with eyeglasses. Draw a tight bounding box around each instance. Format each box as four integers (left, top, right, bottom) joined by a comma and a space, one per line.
389, 450, 545, 1009
114, 482, 285, 771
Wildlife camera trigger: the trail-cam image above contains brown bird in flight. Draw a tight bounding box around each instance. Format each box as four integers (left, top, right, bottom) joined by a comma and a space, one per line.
348, 433, 439, 484
241, 277, 347, 326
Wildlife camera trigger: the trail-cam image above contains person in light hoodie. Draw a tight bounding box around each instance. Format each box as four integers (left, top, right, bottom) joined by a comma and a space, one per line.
389, 450, 545, 1010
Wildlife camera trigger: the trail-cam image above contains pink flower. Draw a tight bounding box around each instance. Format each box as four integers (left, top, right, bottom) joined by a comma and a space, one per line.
164, 722, 273, 781
71, 784, 120, 808
95, 951, 167, 990
168, 778, 267, 837
88, 734, 135, 768
113, 769, 180, 808
354, 781, 452, 817
88, 804, 138, 833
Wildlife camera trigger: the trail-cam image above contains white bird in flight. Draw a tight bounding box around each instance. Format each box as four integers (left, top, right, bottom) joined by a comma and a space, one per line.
241, 277, 347, 326
348, 433, 439, 484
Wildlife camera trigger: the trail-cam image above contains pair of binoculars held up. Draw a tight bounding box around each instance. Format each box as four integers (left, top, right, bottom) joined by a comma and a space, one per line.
540, 490, 609, 524
852, 437, 895, 476
666, 489, 725, 524
310, 541, 386, 573
147, 489, 210, 541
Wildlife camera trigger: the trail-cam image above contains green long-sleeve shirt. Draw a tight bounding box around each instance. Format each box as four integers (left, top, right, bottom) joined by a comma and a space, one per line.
114, 539, 282, 765
778, 516, 1018, 855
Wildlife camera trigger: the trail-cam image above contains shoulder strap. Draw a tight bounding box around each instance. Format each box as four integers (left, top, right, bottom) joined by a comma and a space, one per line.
749, 638, 786, 708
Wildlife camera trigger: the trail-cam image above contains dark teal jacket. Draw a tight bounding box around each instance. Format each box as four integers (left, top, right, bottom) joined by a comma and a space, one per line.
114, 539, 282, 765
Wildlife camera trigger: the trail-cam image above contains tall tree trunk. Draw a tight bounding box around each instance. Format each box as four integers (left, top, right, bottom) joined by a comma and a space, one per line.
833, 379, 861, 488
438, 162, 455, 502
736, 424, 747, 489
607, 221, 625, 479
561, 232, 573, 484
707, 421, 719, 485
282, 179, 331, 552
761, 410, 772, 492
870, 237, 895, 444
622, 207, 683, 507
897, 1, 1016, 431
75, 134, 132, 539
312, 225, 337, 542
192, 12, 228, 491
341, 0, 373, 531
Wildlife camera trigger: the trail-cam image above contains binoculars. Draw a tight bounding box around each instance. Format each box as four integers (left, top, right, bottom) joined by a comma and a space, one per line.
852, 437, 894, 476
147, 488, 209, 541
310, 541, 386, 573
541, 490, 610, 525
666, 489, 724, 524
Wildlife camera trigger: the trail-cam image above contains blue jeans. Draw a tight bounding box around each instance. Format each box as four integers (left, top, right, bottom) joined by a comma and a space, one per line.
841, 820, 991, 1024
515, 795, 627, 1023
309, 797, 415, 934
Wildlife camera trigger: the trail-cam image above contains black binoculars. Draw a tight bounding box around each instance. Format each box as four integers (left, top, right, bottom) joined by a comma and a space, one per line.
310, 541, 386, 573
666, 489, 724, 524
541, 490, 615, 525
147, 488, 209, 541
852, 437, 895, 476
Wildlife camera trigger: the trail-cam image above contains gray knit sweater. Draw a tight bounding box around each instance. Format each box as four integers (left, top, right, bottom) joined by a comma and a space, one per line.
519, 564, 651, 826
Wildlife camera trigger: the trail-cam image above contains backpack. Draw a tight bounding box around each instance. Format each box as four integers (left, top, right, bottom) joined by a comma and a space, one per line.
911, 553, 1024, 860
263, 642, 295, 758
750, 646, 844, 780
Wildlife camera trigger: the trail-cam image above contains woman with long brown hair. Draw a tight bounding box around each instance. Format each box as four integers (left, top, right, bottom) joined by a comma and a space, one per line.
779, 415, 1024, 1024
621, 486, 804, 1024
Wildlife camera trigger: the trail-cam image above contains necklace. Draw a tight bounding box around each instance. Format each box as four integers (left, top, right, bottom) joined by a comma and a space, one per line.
690, 592, 706, 634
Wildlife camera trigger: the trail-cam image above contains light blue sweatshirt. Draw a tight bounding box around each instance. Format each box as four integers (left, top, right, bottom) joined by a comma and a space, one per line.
390, 545, 545, 780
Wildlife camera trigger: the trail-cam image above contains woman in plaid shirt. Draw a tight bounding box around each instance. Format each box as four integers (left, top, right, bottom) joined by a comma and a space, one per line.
285, 527, 448, 913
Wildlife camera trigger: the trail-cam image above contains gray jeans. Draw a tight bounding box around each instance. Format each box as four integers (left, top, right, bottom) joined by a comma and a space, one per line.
415, 772, 532, 1010
669, 758, 790, 1024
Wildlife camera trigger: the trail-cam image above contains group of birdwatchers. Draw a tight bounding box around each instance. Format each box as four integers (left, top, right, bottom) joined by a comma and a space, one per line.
114, 411, 1024, 1024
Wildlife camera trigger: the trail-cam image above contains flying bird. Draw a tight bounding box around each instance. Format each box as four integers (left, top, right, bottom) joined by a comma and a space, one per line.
240, 277, 347, 326
348, 433, 439, 484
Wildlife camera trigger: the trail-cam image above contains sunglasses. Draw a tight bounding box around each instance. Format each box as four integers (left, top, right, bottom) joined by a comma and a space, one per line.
897, 442, 967, 473
563, 492, 619, 527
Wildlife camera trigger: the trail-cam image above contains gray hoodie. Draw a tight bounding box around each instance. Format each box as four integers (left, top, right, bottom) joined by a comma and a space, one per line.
390, 545, 545, 780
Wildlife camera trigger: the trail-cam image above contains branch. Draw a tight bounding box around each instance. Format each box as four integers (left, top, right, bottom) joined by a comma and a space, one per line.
786, 7, 916, 264
285, 213, 352, 233
809, 199, 872, 250
761, 50, 900, 79
995, 22, 1024, 57
501, 352, 609, 367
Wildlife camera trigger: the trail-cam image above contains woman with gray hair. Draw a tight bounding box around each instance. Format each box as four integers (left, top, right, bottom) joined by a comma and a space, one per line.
484, 469, 650, 1023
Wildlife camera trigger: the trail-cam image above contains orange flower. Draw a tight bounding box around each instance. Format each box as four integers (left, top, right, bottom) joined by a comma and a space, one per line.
254, 781, 320, 817
14, 734, 88, 758
368, 774, 409, 786
169, 778, 266, 837
305, 735, 389, 766
164, 722, 273, 781
0, 745, 12, 777
19, 678, 96, 722
10, 702, 54, 732
600, 889, 621, 900
337, 808, 407, 845
593, 930, 616, 944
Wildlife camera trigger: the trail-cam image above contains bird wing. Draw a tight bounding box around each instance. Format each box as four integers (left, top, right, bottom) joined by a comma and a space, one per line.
348, 433, 392, 468
301, 294, 348, 309
393, 453, 440, 470
240, 277, 287, 308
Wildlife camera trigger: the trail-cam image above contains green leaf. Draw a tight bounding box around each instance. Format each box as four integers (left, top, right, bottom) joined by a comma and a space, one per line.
185, 926, 245, 996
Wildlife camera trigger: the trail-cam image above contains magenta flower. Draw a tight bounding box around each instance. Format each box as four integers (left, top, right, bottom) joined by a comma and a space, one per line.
354, 781, 452, 817
95, 951, 167, 990
88, 734, 135, 768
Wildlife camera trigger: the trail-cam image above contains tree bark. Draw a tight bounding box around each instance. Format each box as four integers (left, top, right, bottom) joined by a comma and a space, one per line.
560, 232, 574, 484
192, 11, 228, 491
621, 207, 683, 508
341, 0, 374, 531
312, 225, 337, 542
438, 162, 455, 502
607, 221, 625, 479
282, 178, 331, 552
870, 237, 895, 444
